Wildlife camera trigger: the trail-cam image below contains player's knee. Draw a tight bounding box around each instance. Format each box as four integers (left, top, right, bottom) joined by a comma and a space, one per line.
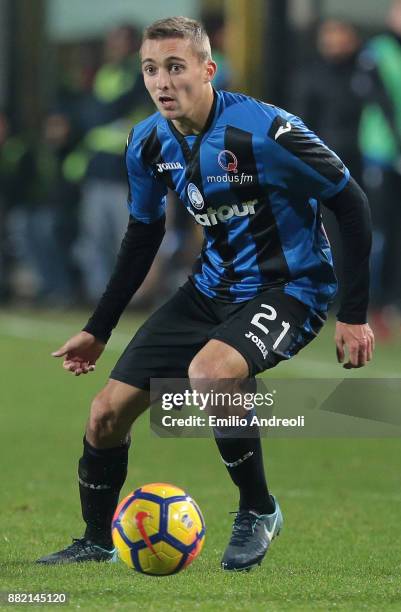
87, 392, 120, 445
188, 358, 248, 418
188, 356, 234, 380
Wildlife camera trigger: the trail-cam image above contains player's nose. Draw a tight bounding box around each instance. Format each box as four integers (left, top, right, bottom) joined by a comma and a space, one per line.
156, 69, 171, 90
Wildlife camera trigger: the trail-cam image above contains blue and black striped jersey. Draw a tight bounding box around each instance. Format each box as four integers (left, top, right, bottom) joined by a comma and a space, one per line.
125, 89, 350, 312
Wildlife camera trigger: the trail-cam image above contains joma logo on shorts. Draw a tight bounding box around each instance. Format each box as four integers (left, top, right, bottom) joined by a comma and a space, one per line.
156, 162, 183, 172
188, 199, 258, 226
245, 330, 268, 359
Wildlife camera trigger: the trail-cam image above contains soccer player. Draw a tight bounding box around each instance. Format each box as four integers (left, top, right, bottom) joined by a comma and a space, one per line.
37, 17, 374, 570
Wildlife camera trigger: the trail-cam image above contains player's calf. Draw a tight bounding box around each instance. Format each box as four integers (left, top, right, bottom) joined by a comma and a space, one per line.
37, 381, 149, 565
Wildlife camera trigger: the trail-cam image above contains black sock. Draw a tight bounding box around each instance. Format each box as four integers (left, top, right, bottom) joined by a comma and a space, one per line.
213, 412, 275, 515
78, 437, 129, 549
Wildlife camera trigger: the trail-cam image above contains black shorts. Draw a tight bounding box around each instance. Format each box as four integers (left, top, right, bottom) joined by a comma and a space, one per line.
111, 280, 326, 390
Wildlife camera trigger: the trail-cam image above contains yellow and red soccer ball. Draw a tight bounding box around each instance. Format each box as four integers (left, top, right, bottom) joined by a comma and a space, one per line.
112, 483, 205, 575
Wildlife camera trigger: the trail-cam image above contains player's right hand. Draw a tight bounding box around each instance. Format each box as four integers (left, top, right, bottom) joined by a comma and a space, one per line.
335, 321, 375, 368
51, 331, 106, 376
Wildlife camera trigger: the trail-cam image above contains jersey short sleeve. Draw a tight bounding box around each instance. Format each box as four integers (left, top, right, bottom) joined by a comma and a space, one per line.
125, 128, 167, 223
266, 113, 350, 200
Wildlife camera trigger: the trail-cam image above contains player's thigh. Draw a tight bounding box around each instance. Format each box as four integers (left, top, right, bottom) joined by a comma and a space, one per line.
211, 289, 326, 376
188, 338, 249, 379
188, 339, 251, 418
111, 282, 216, 390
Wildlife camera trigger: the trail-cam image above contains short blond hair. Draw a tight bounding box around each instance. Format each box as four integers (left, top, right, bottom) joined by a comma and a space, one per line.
142, 16, 212, 61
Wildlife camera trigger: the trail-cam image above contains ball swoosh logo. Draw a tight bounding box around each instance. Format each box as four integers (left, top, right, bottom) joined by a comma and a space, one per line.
135, 511, 161, 559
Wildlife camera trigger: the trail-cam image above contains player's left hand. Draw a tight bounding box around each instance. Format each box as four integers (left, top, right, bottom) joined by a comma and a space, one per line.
335, 322, 375, 369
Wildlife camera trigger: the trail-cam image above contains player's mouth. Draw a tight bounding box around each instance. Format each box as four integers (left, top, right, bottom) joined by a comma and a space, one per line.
159, 95, 176, 110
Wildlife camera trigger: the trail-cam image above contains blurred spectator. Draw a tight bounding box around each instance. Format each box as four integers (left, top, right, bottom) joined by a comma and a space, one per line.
290, 18, 364, 311
53, 41, 103, 125
0, 112, 35, 302
357, 0, 401, 332
202, 14, 232, 90
291, 18, 364, 181
16, 112, 82, 305
71, 24, 152, 302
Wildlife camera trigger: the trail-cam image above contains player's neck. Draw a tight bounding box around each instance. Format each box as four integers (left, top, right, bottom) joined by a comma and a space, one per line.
172, 86, 214, 136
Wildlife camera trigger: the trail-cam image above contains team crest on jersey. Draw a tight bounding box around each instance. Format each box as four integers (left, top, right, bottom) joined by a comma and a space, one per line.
187, 183, 204, 210
217, 150, 238, 173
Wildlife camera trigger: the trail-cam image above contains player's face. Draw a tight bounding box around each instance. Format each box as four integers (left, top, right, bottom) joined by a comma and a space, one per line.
141, 37, 216, 127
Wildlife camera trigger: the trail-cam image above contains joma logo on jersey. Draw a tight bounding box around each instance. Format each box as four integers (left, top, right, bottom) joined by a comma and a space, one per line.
156, 161, 183, 173
188, 199, 258, 226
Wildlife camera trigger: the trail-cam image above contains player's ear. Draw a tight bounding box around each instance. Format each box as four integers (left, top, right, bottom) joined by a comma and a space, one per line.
204, 60, 217, 83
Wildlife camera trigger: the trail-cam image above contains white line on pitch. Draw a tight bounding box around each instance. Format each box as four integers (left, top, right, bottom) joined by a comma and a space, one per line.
0, 313, 399, 377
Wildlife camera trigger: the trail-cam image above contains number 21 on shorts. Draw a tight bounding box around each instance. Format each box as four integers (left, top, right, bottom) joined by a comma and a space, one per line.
251, 304, 290, 350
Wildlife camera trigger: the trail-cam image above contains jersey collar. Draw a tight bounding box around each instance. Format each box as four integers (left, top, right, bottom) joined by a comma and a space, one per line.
167, 89, 219, 165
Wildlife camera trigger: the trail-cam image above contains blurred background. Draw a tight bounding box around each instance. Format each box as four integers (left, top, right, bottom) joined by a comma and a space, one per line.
0, 0, 400, 344
2, 5, 401, 602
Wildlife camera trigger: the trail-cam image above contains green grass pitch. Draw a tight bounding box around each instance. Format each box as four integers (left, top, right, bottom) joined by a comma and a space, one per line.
1, 309, 401, 611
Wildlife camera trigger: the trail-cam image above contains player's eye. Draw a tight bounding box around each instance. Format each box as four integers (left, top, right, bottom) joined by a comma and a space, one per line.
170, 64, 184, 74
143, 65, 156, 75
